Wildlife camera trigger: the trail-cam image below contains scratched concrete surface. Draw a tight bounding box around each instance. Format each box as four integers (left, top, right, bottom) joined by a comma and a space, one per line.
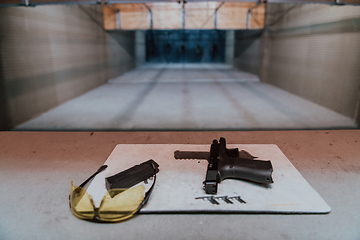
1, 130, 360, 240
14, 64, 356, 131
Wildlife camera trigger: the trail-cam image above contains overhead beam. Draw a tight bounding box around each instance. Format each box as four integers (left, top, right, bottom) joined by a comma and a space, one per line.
102, 2, 263, 30
29, 0, 98, 5
1, 0, 358, 7
266, 0, 359, 4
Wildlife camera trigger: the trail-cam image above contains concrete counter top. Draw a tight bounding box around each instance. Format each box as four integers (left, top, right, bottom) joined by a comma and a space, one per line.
0, 130, 359, 240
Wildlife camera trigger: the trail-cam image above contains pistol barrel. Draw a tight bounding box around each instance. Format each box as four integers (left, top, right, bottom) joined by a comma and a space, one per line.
174, 150, 210, 160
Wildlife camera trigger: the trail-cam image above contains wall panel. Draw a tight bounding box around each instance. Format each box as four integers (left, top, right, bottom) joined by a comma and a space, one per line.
184, 2, 217, 29
233, 30, 263, 76
149, 2, 183, 29
104, 4, 150, 30
261, 3, 360, 124
0, 5, 136, 129
103, 2, 265, 30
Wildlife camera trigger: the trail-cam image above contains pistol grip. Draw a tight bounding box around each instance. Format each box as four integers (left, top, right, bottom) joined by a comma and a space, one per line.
218, 159, 274, 184
204, 169, 218, 194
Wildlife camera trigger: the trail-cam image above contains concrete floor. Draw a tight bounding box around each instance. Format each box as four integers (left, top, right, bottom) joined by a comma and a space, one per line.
2, 130, 360, 239
15, 64, 356, 131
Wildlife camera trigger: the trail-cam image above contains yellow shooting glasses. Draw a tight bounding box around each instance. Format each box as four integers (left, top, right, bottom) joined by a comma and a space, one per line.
69, 163, 157, 223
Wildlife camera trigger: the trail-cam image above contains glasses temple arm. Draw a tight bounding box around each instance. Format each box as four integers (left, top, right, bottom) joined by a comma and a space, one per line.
79, 165, 108, 188
136, 162, 158, 212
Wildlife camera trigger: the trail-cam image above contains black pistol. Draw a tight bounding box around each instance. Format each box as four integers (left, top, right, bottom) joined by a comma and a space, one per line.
174, 137, 274, 194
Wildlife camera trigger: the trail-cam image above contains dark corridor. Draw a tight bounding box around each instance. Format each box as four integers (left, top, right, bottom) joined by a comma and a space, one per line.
146, 30, 225, 63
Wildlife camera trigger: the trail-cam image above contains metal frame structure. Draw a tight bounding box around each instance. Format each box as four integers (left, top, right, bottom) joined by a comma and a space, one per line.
0, 0, 359, 7
246, 1, 262, 29
142, 3, 153, 30
105, 4, 121, 29
214, 2, 224, 29
182, 0, 185, 29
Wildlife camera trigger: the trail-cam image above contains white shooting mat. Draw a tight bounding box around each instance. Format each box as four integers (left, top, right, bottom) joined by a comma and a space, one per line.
86, 144, 331, 213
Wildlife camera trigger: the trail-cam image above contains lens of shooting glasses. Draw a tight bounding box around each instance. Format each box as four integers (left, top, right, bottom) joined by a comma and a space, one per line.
70, 182, 145, 222
70, 182, 96, 220
98, 185, 145, 221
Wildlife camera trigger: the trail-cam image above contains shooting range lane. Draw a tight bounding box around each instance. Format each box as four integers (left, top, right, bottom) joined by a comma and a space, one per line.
0, 130, 359, 239
87, 144, 330, 213
14, 64, 355, 131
